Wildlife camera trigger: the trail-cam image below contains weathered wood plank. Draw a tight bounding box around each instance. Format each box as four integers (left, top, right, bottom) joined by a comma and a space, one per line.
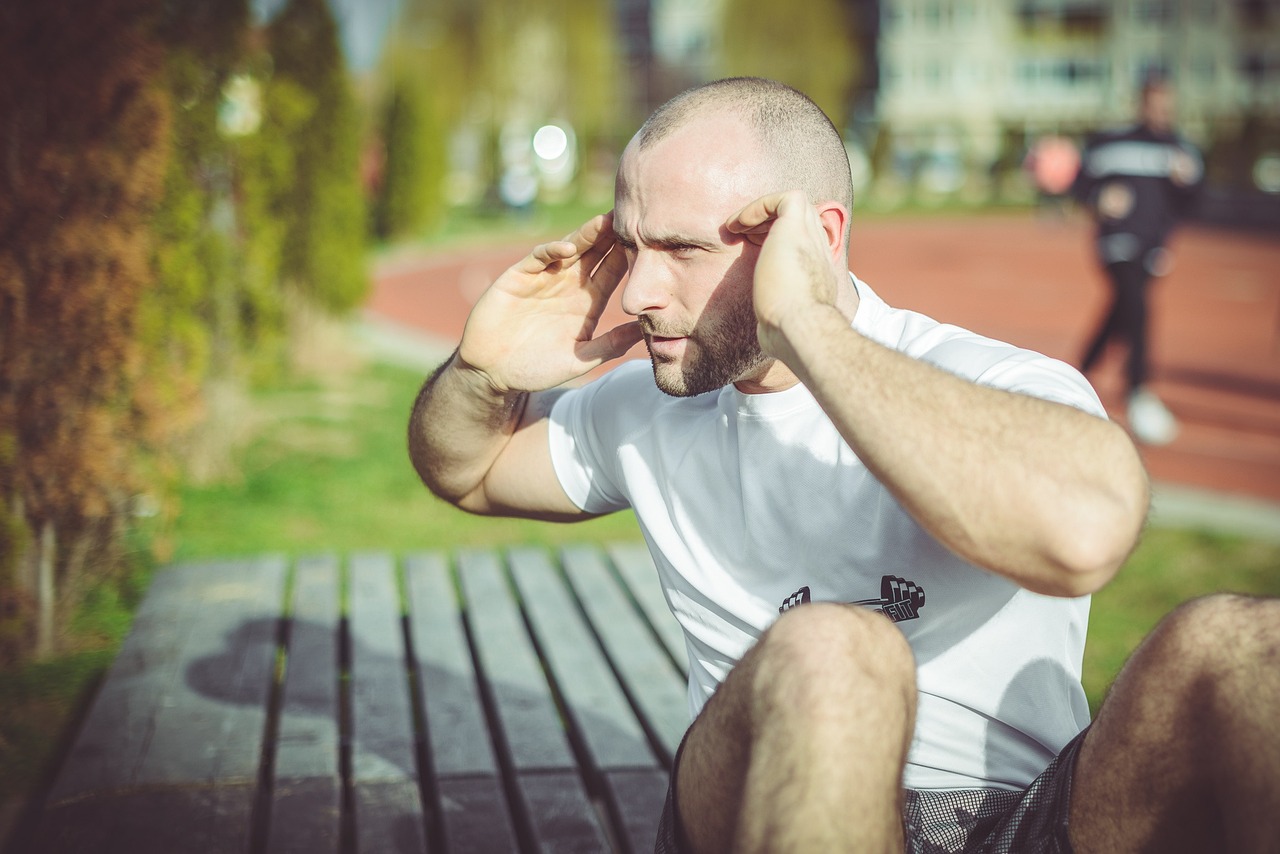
508, 545, 655, 770
562, 545, 690, 765
403, 552, 499, 777
43, 561, 209, 802
36, 558, 287, 853
267, 554, 341, 854
347, 553, 427, 854
457, 549, 610, 852
36, 544, 685, 854
435, 776, 520, 852
519, 772, 613, 854
607, 542, 687, 674
404, 552, 519, 852
605, 769, 670, 854
455, 549, 575, 772
136, 557, 286, 787
266, 778, 342, 854
31, 785, 258, 854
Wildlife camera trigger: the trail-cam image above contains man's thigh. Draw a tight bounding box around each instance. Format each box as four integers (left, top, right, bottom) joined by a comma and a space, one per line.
1069, 595, 1280, 853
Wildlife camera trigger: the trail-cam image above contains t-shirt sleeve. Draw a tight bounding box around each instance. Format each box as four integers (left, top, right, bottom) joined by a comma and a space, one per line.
905, 331, 1107, 420
547, 367, 637, 514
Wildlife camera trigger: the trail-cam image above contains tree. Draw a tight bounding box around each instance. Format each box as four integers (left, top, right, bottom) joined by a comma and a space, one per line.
371, 57, 448, 241
269, 0, 368, 313
0, 0, 171, 659
391, 0, 625, 210
718, 0, 861, 130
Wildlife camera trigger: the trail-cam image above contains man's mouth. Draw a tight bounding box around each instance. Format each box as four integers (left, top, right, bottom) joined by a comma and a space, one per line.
644, 330, 688, 359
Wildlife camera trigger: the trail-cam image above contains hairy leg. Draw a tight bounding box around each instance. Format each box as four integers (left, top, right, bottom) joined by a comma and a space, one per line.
1070, 594, 1280, 853
675, 603, 917, 854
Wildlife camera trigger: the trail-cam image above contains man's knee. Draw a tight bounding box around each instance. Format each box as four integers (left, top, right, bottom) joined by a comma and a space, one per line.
1130, 594, 1280, 711
749, 603, 916, 711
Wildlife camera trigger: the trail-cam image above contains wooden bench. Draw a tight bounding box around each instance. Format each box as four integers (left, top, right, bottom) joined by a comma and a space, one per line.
29, 543, 689, 853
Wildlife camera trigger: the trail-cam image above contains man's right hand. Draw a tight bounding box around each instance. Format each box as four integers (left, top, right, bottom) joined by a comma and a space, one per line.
457, 212, 643, 394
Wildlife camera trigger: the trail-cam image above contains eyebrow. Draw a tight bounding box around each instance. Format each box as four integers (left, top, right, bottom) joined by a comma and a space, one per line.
613, 227, 718, 253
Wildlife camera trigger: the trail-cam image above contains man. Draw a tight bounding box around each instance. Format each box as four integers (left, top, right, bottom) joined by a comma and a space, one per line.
410, 78, 1278, 853
1072, 74, 1203, 446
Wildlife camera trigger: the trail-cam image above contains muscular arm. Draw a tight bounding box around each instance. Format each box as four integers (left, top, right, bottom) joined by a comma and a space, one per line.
406, 213, 641, 519
733, 192, 1148, 597
776, 307, 1146, 596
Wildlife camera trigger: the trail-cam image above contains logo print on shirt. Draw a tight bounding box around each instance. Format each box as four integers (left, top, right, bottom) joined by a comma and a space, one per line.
778, 575, 926, 623
778, 586, 811, 613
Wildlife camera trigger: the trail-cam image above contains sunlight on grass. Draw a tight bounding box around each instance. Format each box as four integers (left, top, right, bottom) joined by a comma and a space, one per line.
162, 360, 642, 561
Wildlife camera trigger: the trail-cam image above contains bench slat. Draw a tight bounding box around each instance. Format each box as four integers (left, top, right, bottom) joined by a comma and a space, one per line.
347, 552, 428, 853
31, 786, 258, 854
404, 552, 500, 777
43, 561, 210, 802
458, 549, 610, 852
562, 545, 690, 765
508, 545, 656, 770
136, 557, 286, 787
456, 549, 575, 771
405, 552, 519, 851
266, 778, 341, 854
607, 542, 687, 674
267, 554, 342, 853
437, 776, 522, 852
606, 769, 670, 854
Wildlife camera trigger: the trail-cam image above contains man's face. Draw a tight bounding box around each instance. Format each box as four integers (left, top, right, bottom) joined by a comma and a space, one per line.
1141, 84, 1175, 133
613, 113, 773, 397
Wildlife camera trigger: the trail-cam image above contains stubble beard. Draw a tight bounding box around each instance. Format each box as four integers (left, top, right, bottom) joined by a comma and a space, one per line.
644, 290, 768, 398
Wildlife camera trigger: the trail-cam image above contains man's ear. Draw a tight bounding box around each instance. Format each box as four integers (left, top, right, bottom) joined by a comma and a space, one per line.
815, 202, 850, 265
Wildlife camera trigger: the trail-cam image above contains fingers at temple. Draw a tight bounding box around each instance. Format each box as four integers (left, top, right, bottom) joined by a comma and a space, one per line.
521, 240, 579, 273
590, 242, 629, 293
579, 211, 618, 270
517, 213, 613, 275
725, 190, 807, 233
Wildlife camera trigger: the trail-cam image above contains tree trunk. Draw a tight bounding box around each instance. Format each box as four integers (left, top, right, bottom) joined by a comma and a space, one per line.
36, 518, 55, 659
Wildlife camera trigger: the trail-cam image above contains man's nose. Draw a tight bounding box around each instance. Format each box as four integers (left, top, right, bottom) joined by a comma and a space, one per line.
619, 252, 669, 318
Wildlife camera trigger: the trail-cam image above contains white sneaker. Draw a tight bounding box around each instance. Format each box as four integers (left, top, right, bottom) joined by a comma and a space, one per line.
1127, 388, 1178, 446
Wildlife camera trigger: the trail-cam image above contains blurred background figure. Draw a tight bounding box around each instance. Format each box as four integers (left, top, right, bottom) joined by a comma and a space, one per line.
1072, 74, 1203, 446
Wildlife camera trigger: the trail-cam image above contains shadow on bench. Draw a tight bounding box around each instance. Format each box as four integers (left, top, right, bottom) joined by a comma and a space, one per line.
25, 544, 688, 854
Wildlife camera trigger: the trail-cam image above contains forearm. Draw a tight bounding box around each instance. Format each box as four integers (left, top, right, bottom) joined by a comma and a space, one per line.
408, 351, 529, 511
771, 306, 1149, 596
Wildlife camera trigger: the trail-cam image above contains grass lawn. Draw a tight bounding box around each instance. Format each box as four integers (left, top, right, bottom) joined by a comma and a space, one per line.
3, 328, 1278, 821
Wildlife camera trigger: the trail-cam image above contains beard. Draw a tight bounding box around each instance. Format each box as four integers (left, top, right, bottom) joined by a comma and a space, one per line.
643, 286, 769, 397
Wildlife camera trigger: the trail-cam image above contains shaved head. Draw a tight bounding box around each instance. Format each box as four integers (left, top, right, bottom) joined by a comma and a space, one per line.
636, 77, 854, 242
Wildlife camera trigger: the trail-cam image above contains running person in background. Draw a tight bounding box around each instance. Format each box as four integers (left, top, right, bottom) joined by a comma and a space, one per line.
1072, 73, 1204, 445
411, 77, 1278, 853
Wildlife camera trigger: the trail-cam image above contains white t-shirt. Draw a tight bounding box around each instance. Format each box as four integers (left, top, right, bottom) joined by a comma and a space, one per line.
548, 277, 1099, 790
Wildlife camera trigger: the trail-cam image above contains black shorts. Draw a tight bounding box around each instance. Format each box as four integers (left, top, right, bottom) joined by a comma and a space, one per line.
655, 727, 1087, 854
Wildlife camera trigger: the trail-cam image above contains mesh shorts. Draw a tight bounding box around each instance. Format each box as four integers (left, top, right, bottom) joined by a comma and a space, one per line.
655, 727, 1087, 854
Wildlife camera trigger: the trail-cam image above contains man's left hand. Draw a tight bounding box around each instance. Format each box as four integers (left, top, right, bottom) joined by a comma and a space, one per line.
725, 190, 843, 359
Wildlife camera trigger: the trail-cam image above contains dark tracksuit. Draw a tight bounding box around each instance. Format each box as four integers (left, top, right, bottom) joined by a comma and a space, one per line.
1071, 124, 1203, 391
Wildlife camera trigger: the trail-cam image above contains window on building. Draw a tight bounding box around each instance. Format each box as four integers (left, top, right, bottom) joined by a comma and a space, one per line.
1134, 0, 1173, 23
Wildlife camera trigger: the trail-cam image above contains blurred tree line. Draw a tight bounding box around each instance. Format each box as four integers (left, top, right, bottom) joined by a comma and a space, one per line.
0, 0, 366, 662
370, 0, 865, 241
0, 0, 864, 663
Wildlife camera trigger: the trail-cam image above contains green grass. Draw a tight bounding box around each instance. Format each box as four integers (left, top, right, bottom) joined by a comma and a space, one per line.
1084, 527, 1280, 711
3, 341, 1278, 818
162, 360, 642, 560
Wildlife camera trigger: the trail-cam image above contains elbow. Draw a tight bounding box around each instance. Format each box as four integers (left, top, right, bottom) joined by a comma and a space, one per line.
1037, 475, 1150, 599
1039, 535, 1130, 598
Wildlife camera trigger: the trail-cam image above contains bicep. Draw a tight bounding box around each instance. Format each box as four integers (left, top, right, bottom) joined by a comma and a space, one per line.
462, 389, 594, 521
